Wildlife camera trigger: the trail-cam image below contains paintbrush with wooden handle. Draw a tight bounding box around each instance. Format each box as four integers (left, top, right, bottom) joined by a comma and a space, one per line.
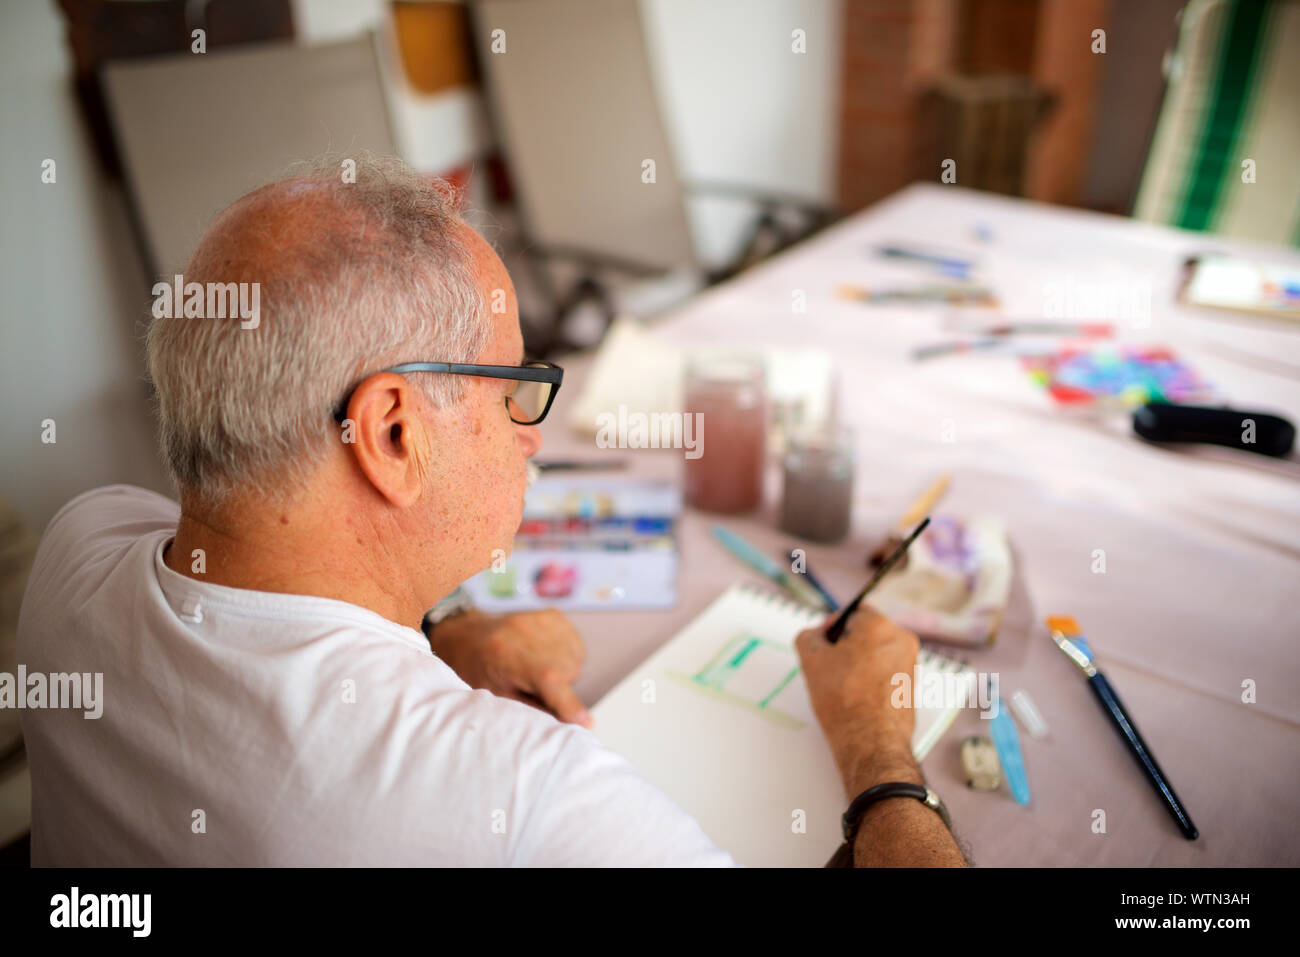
867, 474, 950, 569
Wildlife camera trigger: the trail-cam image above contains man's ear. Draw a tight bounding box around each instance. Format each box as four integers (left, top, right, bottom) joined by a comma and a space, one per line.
344, 372, 429, 508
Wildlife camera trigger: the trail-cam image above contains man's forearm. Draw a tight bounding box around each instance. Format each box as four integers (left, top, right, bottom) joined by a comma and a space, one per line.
843, 748, 967, 868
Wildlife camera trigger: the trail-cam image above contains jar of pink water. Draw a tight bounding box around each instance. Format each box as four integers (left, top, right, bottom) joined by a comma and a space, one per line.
683, 352, 767, 513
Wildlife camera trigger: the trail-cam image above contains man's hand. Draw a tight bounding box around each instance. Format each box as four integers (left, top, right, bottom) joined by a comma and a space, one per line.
797, 607, 966, 867
795, 604, 921, 796
427, 608, 592, 728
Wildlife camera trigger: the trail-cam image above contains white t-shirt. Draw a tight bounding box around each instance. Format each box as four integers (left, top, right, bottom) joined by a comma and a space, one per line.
16, 485, 735, 866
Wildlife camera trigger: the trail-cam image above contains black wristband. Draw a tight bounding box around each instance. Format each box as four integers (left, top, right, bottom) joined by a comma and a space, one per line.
842, 782, 952, 843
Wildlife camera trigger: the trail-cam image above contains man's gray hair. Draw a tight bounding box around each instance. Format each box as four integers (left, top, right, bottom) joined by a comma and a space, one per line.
146, 153, 489, 505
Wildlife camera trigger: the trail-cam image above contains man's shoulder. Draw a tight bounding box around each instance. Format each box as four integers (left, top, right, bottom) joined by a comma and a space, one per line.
36, 484, 176, 563
23, 485, 176, 616
45, 484, 179, 538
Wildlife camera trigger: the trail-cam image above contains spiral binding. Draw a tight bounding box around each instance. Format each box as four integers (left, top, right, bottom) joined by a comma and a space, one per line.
730, 582, 966, 673
733, 582, 822, 626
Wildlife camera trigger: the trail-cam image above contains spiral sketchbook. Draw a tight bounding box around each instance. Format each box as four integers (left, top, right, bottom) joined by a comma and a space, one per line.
590, 584, 973, 867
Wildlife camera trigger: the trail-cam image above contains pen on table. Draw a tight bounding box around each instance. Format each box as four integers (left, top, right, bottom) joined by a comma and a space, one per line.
978, 321, 1114, 337
838, 284, 997, 307
913, 323, 1115, 361
938, 320, 1115, 337
787, 548, 840, 611
711, 526, 828, 611
535, 460, 629, 472
912, 337, 1012, 361
876, 245, 974, 279
1048, 615, 1199, 840
827, 517, 930, 643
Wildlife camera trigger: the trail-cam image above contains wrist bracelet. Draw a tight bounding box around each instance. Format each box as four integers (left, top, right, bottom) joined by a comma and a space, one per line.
825, 781, 952, 866
847, 780, 951, 842
843, 782, 952, 841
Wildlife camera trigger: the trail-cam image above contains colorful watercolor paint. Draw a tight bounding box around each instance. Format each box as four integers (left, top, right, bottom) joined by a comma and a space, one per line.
1022, 346, 1215, 406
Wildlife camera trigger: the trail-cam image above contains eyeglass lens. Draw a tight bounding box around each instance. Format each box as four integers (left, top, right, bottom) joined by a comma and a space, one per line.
507, 362, 553, 424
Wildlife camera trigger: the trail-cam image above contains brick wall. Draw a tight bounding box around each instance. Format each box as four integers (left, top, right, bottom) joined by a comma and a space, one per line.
837, 0, 1110, 211
1023, 0, 1110, 205
838, 0, 959, 211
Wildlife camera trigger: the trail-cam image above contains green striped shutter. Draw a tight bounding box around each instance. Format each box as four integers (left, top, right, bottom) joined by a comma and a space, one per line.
1134, 0, 1300, 246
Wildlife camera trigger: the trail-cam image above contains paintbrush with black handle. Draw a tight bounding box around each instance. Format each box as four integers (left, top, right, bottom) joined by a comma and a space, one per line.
827, 517, 931, 643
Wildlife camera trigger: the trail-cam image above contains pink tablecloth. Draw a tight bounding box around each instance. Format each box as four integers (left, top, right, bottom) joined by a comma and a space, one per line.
539, 184, 1300, 866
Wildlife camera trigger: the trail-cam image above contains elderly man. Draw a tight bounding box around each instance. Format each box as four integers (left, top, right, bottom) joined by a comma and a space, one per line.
17, 155, 963, 867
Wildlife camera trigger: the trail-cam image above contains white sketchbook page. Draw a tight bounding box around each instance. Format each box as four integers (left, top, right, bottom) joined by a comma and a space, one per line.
590, 584, 971, 867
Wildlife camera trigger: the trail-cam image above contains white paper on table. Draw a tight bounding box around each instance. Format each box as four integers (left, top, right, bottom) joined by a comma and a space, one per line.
591, 584, 973, 866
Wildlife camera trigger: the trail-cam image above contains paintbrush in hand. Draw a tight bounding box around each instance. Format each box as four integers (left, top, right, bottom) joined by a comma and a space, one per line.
828, 517, 931, 643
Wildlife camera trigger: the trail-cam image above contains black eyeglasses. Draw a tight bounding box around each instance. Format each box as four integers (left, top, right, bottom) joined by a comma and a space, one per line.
333, 360, 564, 426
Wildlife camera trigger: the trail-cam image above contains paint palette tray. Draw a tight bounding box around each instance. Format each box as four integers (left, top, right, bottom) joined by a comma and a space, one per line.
461, 476, 680, 611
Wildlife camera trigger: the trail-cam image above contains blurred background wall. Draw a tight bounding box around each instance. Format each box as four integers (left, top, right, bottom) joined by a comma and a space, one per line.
0, 0, 169, 533
0, 0, 842, 531
3, 0, 1295, 533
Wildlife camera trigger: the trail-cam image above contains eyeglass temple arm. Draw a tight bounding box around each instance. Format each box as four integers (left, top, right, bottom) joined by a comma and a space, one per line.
386, 362, 562, 384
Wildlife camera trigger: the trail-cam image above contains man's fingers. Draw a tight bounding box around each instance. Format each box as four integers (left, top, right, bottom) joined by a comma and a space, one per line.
534, 612, 587, 667
489, 611, 590, 725
534, 671, 592, 728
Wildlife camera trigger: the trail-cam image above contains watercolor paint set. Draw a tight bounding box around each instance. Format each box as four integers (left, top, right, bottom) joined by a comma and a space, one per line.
461, 476, 680, 611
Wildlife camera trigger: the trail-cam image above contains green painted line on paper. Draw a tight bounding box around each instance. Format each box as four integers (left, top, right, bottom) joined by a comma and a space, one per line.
667, 671, 806, 730
758, 667, 801, 710
728, 637, 759, 669
692, 632, 751, 685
